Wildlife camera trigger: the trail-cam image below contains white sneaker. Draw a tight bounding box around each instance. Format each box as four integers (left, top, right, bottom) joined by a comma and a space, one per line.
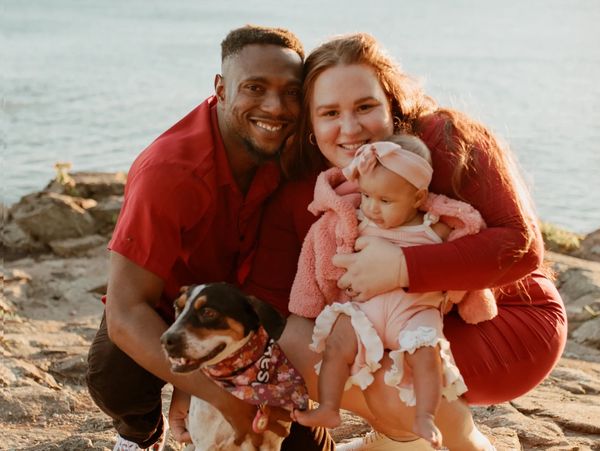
336, 430, 436, 451
113, 416, 168, 451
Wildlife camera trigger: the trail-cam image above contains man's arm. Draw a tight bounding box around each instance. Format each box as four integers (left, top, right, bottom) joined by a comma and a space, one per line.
104, 252, 287, 445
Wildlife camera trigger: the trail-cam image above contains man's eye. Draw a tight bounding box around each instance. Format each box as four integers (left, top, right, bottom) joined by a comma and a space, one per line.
245, 84, 264, 93
286, 87, 300, 96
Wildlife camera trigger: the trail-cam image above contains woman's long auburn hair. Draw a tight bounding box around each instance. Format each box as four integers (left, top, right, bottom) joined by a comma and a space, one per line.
283, 32, 541, 277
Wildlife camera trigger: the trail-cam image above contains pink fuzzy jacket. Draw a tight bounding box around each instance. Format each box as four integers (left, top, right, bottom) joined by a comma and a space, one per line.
288, 167, 498, 323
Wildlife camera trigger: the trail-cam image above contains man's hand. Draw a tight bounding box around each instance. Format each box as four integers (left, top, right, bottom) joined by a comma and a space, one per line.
169, 388, 192, 443
333, 236, 408, 301
218, 394, 290, 447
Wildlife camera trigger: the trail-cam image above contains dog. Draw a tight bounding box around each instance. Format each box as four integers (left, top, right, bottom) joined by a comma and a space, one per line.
160, 283, 308, 451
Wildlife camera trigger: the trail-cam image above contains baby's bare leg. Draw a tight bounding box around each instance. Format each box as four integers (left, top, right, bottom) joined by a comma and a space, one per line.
406, 346, 443, 448
293, 314, 357, 428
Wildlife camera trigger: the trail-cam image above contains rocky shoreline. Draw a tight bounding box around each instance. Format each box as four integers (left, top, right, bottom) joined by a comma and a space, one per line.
1, 172, 600, 450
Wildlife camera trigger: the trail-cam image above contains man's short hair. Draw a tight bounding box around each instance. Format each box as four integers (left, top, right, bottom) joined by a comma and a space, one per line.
221, 25, 304, 62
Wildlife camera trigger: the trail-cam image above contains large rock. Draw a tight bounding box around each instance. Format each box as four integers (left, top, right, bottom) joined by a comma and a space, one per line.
0, 221, 47, 255
547, 252, 600, 334
45, 171, 126, 200
48, 234, 107, 257
575, 228, 600, 262
11, 192, 97, 243
572, 316, 600, 349
87, 195, 123, 232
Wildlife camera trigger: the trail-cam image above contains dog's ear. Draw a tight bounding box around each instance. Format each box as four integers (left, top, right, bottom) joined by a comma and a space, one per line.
173, 285, 190, 317
247, 296, 286, 340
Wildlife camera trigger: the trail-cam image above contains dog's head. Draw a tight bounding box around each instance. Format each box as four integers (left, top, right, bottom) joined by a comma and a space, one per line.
160, 282, 285, 373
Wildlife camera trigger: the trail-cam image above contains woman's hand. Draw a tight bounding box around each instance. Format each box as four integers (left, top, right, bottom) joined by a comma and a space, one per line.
168, 388, 192, 443
333, 235, 408, 301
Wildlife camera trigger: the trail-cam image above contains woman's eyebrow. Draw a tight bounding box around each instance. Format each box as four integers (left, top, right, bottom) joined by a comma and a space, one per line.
315, 96, 379, 110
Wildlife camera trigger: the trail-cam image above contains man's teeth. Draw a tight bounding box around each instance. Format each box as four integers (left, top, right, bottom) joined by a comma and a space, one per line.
256, 121, 283, 132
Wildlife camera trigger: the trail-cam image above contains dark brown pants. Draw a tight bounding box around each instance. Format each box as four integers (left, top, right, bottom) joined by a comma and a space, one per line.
86, 314, 334, 449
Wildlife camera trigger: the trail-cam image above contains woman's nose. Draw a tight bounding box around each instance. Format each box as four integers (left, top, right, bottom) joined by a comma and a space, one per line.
340, 113, 361, 135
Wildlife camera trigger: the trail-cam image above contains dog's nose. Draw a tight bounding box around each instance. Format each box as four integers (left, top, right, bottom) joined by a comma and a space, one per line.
160, 330, 182, 352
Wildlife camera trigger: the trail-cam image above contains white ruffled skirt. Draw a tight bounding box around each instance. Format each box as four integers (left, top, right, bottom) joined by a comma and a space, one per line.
311, 295, 467, 406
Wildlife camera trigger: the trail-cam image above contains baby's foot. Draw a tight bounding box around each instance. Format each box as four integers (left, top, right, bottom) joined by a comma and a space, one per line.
413, 415, 442, 449
292, 406, 341, 428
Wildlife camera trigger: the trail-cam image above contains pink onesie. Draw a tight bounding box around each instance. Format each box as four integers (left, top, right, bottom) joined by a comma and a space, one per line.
311, 212, 467, 406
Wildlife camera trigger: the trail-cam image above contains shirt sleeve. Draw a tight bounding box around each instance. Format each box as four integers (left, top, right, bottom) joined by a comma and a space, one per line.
404, 115, 543, 292
243, 177, 317, 315
109, 163, 210, 281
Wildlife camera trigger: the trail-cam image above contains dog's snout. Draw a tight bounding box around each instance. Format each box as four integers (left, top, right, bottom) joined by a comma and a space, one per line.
160, 330, 183, 353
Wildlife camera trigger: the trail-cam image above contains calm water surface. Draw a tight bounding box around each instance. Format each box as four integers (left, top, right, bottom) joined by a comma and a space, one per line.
3, 0, 599, 233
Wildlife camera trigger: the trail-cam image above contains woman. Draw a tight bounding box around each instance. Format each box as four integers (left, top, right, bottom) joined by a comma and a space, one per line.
244, 33, 567, 450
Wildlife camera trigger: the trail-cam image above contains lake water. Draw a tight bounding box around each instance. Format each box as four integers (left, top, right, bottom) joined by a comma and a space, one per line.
3, 0, 599, 233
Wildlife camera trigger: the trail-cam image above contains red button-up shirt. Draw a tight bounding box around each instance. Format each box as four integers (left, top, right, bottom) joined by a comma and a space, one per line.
109, 96, 280, 320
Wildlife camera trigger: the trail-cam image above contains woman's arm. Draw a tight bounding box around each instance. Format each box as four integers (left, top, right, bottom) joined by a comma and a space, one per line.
334, 113, 542, 297
405, 113, 542, 292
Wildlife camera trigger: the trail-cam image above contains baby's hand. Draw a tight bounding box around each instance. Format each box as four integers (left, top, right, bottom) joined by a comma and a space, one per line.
413, 414, 443, 449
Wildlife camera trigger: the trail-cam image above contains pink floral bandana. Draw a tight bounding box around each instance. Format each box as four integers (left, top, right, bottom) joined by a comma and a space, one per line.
202, 327, 309, 411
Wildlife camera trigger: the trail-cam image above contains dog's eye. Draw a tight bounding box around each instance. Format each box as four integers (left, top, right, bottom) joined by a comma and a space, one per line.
199, 307, 219, 320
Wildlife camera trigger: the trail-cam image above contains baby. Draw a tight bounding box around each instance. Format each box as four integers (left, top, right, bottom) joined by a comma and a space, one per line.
290, 134, 496, 448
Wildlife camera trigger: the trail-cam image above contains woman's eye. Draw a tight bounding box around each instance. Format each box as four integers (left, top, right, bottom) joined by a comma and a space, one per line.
322, 110, 338, 117
357, 104, 374, 112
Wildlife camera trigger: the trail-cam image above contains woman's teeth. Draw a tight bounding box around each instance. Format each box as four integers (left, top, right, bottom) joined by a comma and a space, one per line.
340, 142, 366, 150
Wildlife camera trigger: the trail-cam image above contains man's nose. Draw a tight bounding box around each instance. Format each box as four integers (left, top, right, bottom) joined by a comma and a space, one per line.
261, 91, 285, 115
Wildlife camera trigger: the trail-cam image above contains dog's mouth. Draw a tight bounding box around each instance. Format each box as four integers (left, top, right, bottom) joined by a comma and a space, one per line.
168, 343, 227, 373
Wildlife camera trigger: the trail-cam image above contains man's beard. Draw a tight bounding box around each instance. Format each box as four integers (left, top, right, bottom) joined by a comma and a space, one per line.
242, 138, 283, 165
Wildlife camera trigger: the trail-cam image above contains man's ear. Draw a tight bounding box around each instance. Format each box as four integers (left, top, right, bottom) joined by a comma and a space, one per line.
214, 74, 225, 102
414, 188, 429, 208
247, 296, 286, 340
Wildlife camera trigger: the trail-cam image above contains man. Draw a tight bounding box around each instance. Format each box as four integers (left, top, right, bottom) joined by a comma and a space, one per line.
86, 25, 333, 450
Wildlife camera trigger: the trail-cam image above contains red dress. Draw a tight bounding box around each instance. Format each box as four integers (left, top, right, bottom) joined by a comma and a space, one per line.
244, 113, 567, 405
